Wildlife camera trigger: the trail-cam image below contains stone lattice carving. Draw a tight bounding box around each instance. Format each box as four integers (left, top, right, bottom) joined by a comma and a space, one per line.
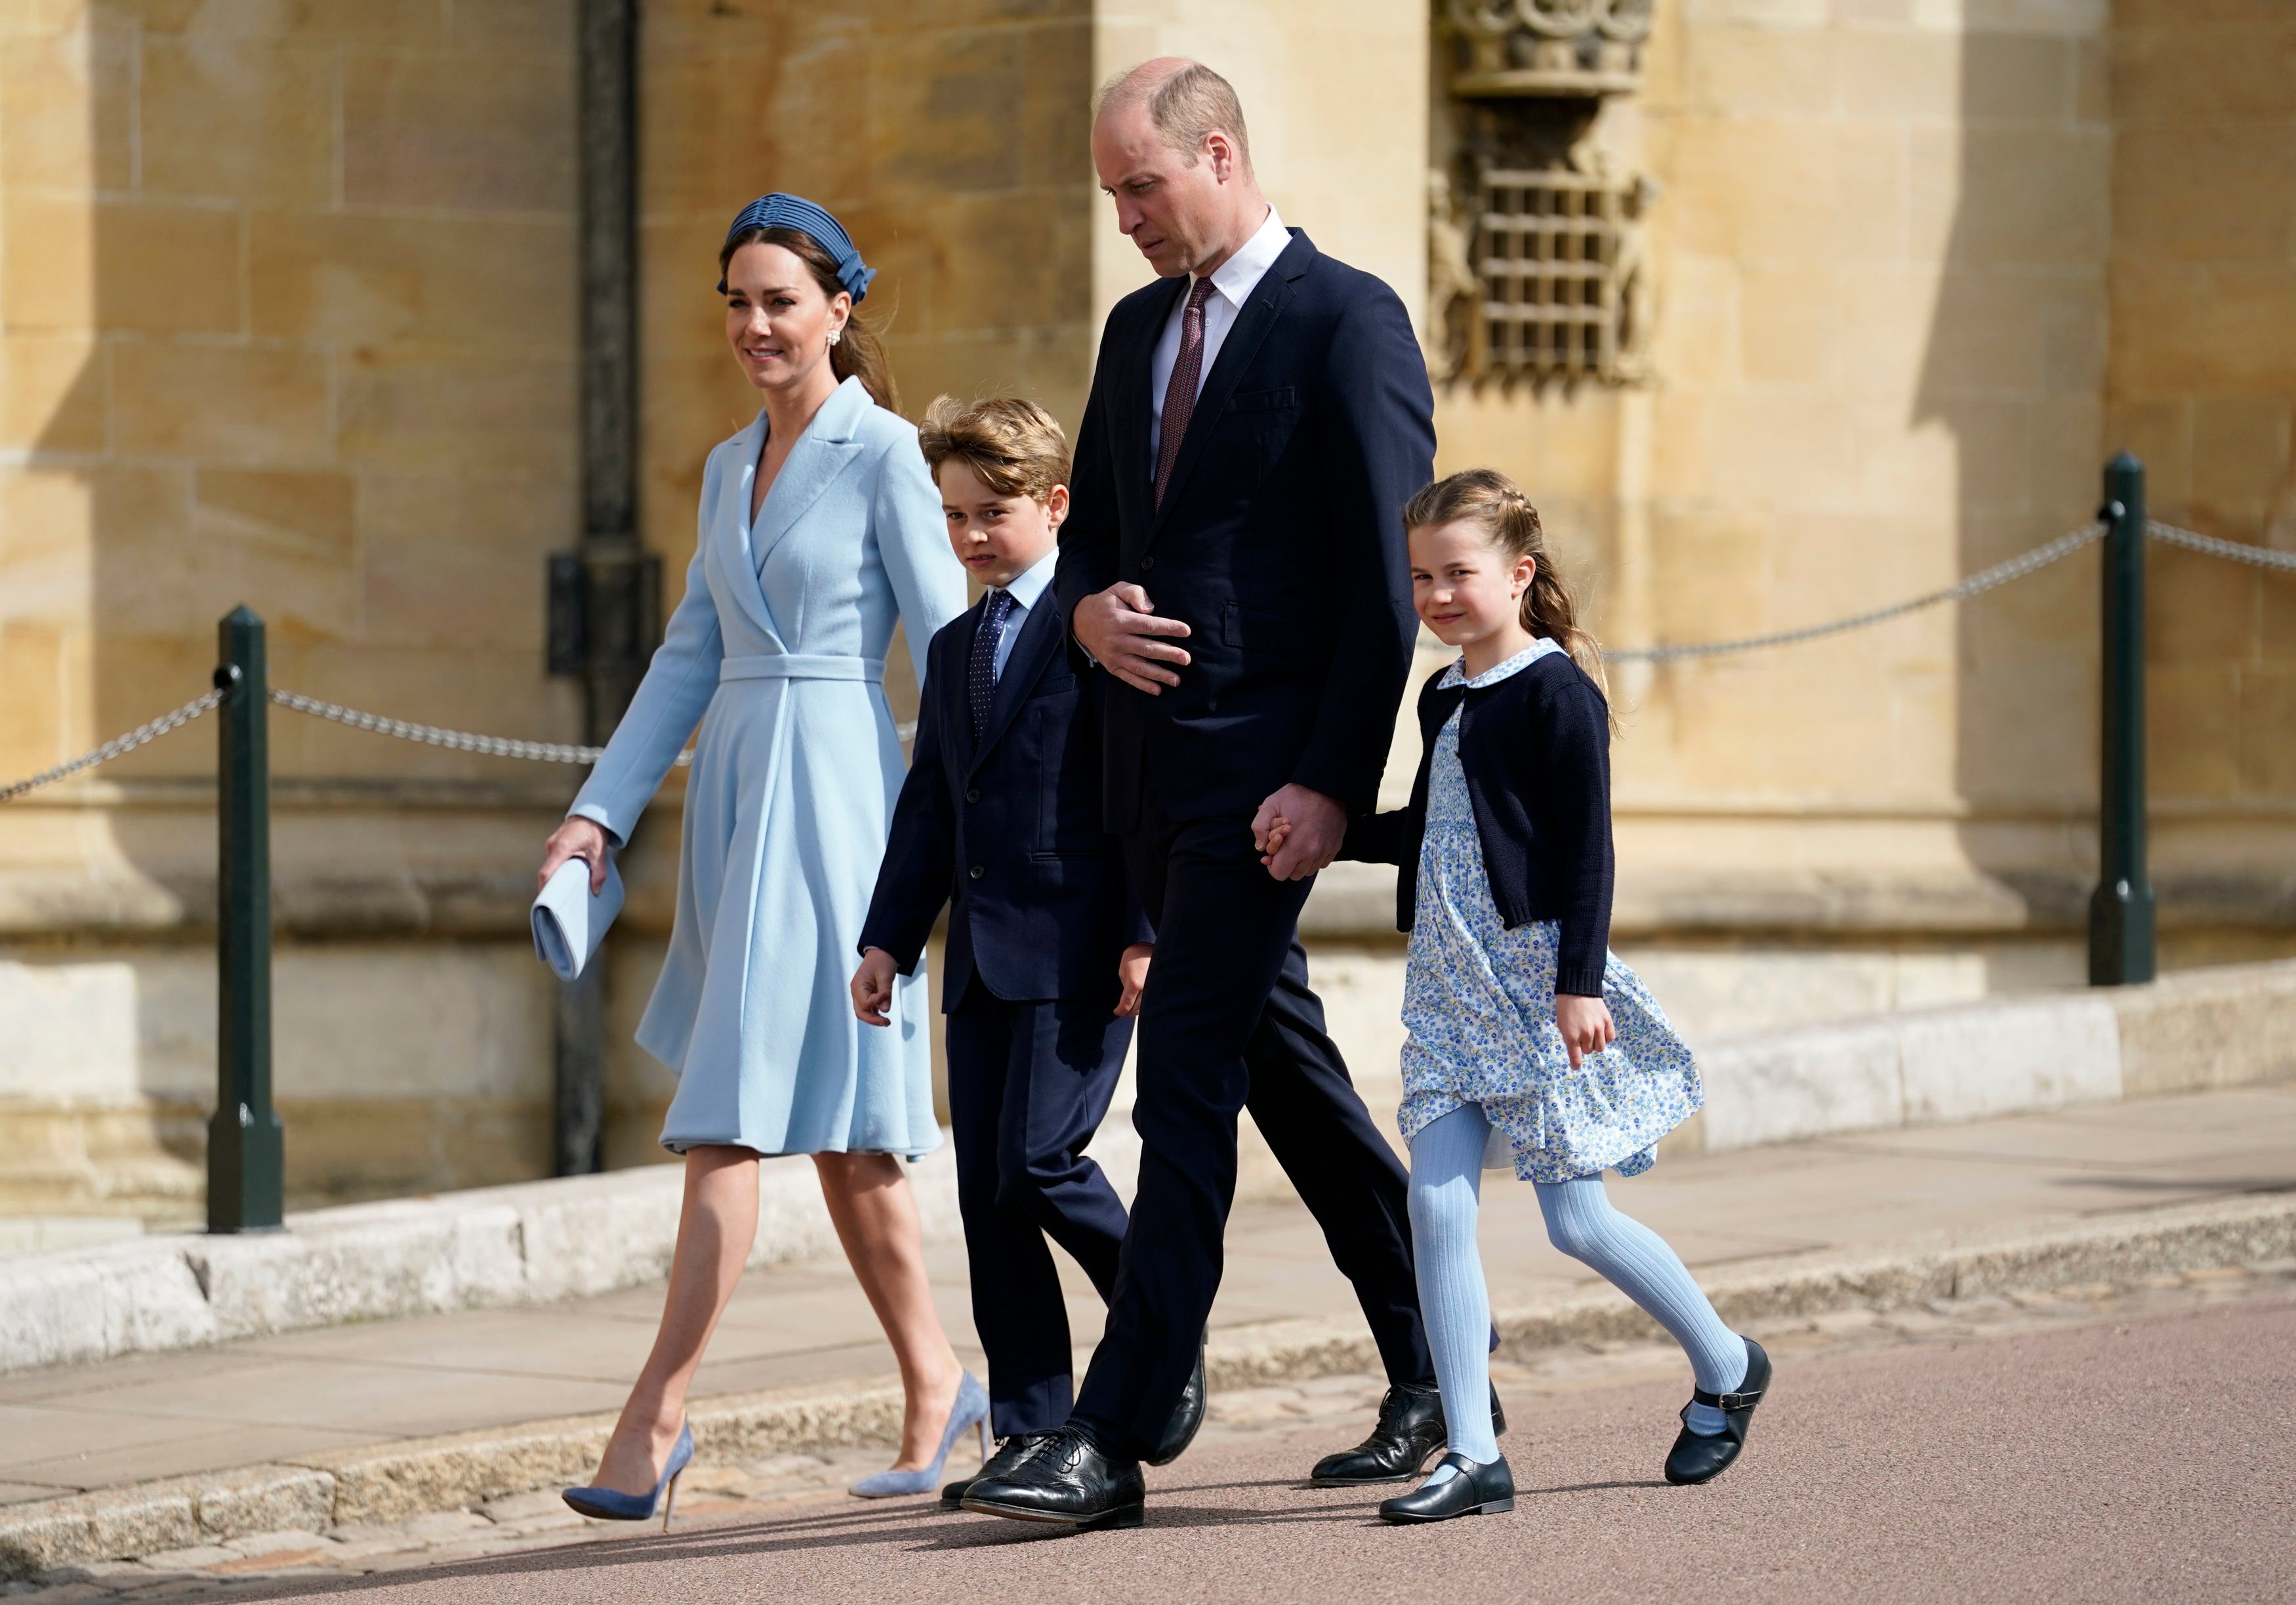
1468, 156, 1652, 385
1444, 0, 1654, 98
1433, 0, 1656, 384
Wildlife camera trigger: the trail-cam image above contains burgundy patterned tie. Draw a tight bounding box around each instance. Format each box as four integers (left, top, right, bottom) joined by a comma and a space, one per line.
1154, 277, 1220, 509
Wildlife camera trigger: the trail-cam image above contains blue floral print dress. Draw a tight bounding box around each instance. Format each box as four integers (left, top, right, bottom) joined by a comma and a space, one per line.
1395, 639, 1704, 1182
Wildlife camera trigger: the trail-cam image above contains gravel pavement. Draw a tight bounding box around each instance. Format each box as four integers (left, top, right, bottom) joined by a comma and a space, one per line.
19, 1265, 2291, 1605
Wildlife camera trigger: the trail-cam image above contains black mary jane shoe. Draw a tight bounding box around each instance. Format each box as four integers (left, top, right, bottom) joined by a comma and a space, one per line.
1146, 1335, 1209, 1467
1377, 1451, 1515, 1524
1664, 1337, 1772, 1486
1310, 1382, 1509, 1486
961, 1426, 1145, 1532
941, 1431, 1052, 1508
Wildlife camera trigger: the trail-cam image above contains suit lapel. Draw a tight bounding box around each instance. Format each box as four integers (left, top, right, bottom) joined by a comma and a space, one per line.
716, 413, 783, 644
968, 594, 1061, 771
1115, 278, 1185, 544
749, 377, 869, 573
941, 597, 983, 772
1149, 230, 1315, 540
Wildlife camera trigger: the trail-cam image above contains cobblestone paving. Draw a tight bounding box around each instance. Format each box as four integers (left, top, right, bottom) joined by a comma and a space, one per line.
9, 1260, 2290, 1604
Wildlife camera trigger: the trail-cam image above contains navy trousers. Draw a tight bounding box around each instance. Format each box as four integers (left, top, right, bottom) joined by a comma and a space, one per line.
945, 982, 1133, 1438
1072, 794, 1433, 1460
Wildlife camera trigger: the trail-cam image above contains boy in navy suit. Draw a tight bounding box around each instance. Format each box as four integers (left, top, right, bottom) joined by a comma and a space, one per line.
851, 396, 1153, 1505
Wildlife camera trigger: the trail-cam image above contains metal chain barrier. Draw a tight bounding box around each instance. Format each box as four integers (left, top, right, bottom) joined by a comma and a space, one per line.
1605, 522, 2107, 664
267, 690, 914, 756
2148, 520, 2296, 574
265, 688, 646, 767
0, 688, 224, 802
5, 514, 2283, 802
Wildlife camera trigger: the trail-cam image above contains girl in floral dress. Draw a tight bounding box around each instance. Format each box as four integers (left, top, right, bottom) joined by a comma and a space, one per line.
1274, 469, 1772, 1522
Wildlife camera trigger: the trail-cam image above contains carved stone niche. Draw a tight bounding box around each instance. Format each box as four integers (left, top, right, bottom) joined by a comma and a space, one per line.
1444, 0, 1654, 100
1429, 0, 1657, 388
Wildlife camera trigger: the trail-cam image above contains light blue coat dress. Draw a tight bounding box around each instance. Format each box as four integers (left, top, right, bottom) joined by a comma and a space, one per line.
568, 377, 968, 1158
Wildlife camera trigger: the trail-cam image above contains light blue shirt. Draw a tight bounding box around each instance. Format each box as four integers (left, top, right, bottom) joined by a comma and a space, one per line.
987, 548, 1057, 681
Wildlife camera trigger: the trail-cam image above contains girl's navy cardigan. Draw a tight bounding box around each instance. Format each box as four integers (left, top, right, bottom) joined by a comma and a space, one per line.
1338, 650, 1614, 997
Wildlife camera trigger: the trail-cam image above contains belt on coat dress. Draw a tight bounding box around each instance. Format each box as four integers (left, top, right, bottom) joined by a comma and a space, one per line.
718, 654, 884, 682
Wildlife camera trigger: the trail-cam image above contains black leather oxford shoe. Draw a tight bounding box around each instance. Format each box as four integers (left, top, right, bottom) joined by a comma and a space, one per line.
1664, 1337, 1772, 1486
1145, 1336, 1208, 1467
1309, 1382, 1509, 1486
941, 1431, 1052, 1508
1377, 1451, 1515, 1523
961, 1427, 1145, 1531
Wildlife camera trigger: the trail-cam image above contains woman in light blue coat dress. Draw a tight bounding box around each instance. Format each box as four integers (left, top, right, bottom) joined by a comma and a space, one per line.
539, 198, 985, 1518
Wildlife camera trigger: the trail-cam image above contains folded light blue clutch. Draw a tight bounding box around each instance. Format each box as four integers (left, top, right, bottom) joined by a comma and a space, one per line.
531, 855, 624, 981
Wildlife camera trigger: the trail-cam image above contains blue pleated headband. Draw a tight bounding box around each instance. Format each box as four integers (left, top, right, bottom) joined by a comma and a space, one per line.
717, 194, 876, 302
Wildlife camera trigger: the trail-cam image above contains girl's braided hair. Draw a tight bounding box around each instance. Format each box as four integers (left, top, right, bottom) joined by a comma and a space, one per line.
1404, 468, 1614, 721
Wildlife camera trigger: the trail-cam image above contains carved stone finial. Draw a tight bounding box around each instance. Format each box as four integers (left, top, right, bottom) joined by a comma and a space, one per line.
1445, 0, 1654, 99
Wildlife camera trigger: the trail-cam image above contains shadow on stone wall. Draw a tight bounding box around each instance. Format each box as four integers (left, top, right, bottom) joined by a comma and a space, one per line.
1919, 20, 2110, 942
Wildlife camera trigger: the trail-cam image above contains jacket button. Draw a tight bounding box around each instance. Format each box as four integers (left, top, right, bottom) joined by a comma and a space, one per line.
968, 865, 985, 880
1138, 555, 1155, 572
965, 787, 981, 803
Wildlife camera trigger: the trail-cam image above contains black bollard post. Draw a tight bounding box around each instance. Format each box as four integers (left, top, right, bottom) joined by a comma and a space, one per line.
2088, 454, 2157, 986
210, 606, 285, 1231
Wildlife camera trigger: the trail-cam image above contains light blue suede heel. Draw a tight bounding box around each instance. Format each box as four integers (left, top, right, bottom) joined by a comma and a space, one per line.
563, 1421, 694, 1530
849, 1370, 991, 1498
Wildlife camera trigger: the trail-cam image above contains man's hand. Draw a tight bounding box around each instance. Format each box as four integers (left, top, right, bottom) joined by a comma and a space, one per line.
1073, 583, 1191, 696
1115, 942, 1153, 1018
1555, 993, 1616, 1070
1251, 784, 1345, 881
850, 948, 899, 1027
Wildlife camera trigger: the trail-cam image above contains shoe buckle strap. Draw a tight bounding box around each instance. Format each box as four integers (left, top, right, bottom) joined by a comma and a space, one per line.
1691, 1385, 1763, 1411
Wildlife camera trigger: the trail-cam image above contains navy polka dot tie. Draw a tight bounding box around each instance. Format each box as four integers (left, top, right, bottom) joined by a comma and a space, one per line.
968, 589, 1015, 736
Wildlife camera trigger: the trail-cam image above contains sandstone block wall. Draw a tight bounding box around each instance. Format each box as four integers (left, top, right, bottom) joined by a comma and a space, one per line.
1, 1, 2290, 1219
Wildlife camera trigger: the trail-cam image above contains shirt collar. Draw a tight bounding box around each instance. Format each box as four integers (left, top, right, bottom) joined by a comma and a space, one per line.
1439, 636, 1567, 690
1193, 205, 1290, 312
994, 548, 1058, 613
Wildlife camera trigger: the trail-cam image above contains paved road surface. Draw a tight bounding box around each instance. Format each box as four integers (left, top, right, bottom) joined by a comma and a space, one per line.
118, 1282, 2293, 1605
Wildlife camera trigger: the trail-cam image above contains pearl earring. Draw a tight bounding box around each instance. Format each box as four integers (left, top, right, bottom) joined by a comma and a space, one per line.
828, 326, 844, 347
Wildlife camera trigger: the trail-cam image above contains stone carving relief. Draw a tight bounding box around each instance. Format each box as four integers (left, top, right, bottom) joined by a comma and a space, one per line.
1444, 0, 1654, 98
1434, 0, 1657, 387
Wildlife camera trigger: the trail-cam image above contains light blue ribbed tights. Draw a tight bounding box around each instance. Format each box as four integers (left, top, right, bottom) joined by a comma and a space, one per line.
1407, 1104, 1748, 1473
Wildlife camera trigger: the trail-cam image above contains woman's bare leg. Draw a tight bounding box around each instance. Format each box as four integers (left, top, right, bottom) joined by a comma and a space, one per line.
589, 1145, 759, 1493
814, 1152, 967, 1469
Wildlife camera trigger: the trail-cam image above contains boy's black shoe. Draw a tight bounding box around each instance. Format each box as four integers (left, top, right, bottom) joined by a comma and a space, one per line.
1663, 1337, 1771, 1486
961, 1426, 1145, 1530
1376, 1452, 1515, 1522
1309, 1381, 1509, 1486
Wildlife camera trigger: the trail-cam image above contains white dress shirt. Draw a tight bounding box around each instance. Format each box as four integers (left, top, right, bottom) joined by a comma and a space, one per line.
986, 547, 1057, 681
1147, 205, 1292, 470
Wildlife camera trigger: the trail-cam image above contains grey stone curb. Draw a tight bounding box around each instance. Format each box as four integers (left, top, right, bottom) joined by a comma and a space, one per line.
6, 1189, 2288, 1579
0, 1378, 909, 1578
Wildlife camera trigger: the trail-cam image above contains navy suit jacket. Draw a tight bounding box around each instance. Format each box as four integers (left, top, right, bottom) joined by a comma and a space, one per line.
860, 587, 1149, 1011
1054, 230, 1437, 826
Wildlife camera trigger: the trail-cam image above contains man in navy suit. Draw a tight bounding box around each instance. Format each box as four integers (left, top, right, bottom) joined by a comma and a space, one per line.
853, 396, 1153, 1503
964, 60, 1453, 1530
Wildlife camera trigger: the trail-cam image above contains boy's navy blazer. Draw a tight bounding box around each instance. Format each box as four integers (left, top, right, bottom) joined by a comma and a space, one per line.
1054, 228, 1435, 826
860, 587, 1150, 1011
